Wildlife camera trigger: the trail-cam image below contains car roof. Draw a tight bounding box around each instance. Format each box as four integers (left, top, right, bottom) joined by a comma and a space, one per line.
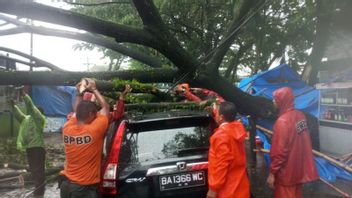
126, 110, 213, 132
127, 109, 211, 123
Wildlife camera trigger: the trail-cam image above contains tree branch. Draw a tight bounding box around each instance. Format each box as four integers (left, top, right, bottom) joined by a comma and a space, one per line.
131, 0, 200, 73
63, 0, 130, 6
192, 74, 275, 118
207, 0, 258, 73
0, 0, 155, 47
302, 0, 334, 85
224, 43, 252, 78
0, 69, 179, 86
0, 16, 162, 68
132, 0, 165, 28
0, 46, 64, 71
0, 54, 37, 69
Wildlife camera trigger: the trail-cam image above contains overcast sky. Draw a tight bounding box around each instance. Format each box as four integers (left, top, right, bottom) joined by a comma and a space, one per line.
0, 0, 108, 72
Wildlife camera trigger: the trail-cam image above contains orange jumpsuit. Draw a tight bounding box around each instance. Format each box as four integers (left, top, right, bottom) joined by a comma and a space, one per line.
208, 121, 250, 198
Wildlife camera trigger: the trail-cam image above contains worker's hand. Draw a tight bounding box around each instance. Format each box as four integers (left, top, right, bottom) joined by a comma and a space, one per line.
206, 189, 217, 198
75, 81, 82, 91
122, 84, 132, 96
86, 78, 97, 92
204, 106, 213, 114
191, 88, 201, 94
266, 173, 275, 189
76, 78, 89, 94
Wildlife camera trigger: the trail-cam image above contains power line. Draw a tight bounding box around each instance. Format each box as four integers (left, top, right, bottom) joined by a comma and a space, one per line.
167, 0, 270, 92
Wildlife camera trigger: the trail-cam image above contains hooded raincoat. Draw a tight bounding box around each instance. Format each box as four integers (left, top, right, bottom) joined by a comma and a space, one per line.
270, 87, 319, 186
208, 121, 250, 198
14, 94, 46, 151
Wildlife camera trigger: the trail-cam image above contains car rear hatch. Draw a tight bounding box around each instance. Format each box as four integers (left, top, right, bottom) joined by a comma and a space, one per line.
101, 112, 213, 197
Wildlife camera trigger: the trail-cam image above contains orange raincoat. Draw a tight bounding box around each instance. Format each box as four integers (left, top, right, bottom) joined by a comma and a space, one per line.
208, 121, 250, 198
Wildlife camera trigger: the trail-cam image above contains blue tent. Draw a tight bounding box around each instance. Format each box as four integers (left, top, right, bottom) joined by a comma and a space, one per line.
239, 64, 352, 182
239, 64, 319, 117
31, 86, 76, 117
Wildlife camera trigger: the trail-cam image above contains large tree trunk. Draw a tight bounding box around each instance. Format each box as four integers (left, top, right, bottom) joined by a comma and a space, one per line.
302, 0, 334, 85
0, 69, 179, 85
0, 0, 275, 118
193, 74, 275, 118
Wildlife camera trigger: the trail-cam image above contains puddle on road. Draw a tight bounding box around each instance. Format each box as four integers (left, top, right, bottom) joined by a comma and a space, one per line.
0, 183, 59, 198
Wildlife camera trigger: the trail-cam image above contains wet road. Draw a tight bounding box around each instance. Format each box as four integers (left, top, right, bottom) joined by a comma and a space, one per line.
0, 183, 59, 198
247, 148, 352, 198
1, 135, 351, 198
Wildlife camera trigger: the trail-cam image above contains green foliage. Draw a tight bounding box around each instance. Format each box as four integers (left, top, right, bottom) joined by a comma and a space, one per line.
111, 79, 158, 93
125, 94, 157, 104
69, 0, 333, 81
102, 79, 174, 104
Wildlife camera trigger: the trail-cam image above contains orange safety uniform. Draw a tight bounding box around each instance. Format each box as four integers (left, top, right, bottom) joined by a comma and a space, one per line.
110, 99, 124, 122
60, 114, 109, 185
208, 121, 250, 198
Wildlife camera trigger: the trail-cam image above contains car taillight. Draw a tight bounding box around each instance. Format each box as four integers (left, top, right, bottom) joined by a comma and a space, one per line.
103, 163, 117, 180
191, 162, 208, 171
100, 121, 126, 196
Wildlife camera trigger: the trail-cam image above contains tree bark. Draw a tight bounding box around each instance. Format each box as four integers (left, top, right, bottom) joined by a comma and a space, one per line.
224, 43, 252, 79
0, 69, 179, 86
192, 74, 275, 118
302, 0, 333, 85
207, 0, 257, 73
132, 0, 200, 73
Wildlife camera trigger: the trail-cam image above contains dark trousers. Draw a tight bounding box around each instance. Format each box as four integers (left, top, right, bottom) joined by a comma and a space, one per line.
26, 147, 46, 197
60, 178, 99, 198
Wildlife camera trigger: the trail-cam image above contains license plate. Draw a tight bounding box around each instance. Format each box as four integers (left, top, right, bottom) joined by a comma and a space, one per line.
159, 171, 205, 191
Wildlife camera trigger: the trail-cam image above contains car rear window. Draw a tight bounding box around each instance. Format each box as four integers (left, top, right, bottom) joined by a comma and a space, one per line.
118, 123, 211, 177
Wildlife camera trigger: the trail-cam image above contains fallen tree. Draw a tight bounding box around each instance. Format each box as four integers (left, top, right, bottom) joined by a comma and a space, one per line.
0, 0, 275, 118
0, 69, 179, 85
0, 14, 162, 69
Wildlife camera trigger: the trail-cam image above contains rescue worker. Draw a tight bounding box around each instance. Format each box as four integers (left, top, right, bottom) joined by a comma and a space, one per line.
59, 78, 110, 198
266, 87, 319, 198
207, 102, 250, 198
110, 84, 131, 122
66, 84, 131, 123
13, 88, 46, 198
176, 83, 225, 103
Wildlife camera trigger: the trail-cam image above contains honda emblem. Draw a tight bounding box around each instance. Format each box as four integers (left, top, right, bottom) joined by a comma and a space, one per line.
176, 162, 187, 171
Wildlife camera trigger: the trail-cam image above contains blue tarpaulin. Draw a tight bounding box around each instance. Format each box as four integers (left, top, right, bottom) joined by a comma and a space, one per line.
31, 86, 76, 117
239, 64, 319, 117
239, 64, 352, 182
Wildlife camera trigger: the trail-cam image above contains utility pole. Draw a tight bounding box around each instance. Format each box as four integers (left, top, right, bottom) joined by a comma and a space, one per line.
26, 0, 34, 71
84, 57, 93, 71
